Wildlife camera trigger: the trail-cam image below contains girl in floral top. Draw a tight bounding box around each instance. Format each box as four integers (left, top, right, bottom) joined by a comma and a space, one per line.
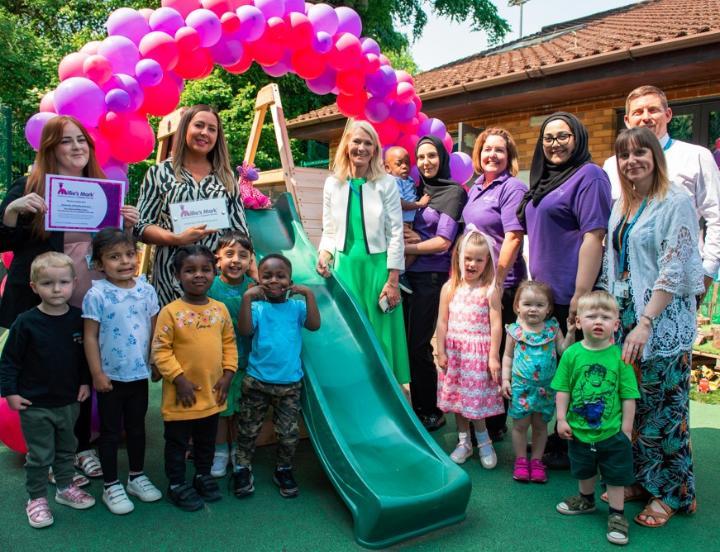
501, 281, 574, 483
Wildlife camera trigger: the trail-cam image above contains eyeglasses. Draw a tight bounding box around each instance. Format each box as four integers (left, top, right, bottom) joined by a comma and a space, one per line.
542, 133, 574, 146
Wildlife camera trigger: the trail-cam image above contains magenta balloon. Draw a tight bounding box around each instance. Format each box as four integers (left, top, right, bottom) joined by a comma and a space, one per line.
99, 35, 140, 75
364, 97, 390, 123
443, 132, 453, 153
25, 112, 57, 151
58, 52, 88, 81
396, 70, 414, 86
39, 92, 55, 113
83, 55, 113, 84
255, 0, 285, 19
236, 6, 266, 42
139, 31, 179, 70
116, 74, 145, 111
366, 65, 396, 98
54, 77, 107, 128
161, 0, 201, 19
210, 34, 245, 66
335, 6, 361, 37
418, 117, 446, 139
396, 81, 415, 102
307, 4, 337, 35
284, 0, 305, 14
150, 7, 185, 35
390, 100, 416, 123
135, 59, 164, 87
450, 152, 473, 184
312, 31, 333, 54
360, 37, 380, 56
263, 58, 291, 77
105, 88, 132, 112
106, 8, 151, 45
306, 67, 336, 95
186, 9, 222, 48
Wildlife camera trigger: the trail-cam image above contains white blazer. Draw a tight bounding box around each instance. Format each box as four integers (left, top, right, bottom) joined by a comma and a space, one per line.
318, 174, 405, 271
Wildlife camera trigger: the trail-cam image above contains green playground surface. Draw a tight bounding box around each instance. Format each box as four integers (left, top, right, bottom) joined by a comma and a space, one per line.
0, 386, 718, 552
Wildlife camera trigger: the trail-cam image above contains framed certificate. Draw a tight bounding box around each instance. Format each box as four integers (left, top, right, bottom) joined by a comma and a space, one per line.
45, 175, 125, 232
169, 197, 231, 234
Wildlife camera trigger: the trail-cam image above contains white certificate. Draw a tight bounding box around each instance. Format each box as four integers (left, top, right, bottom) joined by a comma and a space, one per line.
45, 175, 125, 232
169, 198, 231, 234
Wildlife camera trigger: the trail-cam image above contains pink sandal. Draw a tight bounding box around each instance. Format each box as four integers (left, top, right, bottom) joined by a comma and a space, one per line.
26, 497, 54, 528
530, 458, 548, 483
513, 457, 530, 481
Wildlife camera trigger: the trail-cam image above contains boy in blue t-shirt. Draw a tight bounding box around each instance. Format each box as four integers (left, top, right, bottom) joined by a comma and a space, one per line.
232, 254, 320, 499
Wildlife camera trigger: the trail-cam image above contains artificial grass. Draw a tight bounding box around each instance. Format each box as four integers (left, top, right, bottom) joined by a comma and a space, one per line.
1, 384, 718, 552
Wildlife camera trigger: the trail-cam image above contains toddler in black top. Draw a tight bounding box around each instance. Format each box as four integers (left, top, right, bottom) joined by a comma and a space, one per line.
0, 252, 95, 528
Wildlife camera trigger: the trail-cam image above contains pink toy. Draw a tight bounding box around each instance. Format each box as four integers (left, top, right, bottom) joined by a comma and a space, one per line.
0, 398, 28, 454
237, 162, 271, 209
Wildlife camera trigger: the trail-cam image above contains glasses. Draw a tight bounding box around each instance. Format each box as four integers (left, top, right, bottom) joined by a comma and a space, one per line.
542, 133, 574, 146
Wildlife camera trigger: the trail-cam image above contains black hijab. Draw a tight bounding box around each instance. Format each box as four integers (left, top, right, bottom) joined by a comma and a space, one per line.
415, 135, 467, 221
517, 112, 592, 223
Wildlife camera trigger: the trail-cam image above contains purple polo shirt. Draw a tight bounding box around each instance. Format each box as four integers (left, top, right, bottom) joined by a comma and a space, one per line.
462, 171, 528, 288
524, 163, 611, 305
409, 206, 459, 273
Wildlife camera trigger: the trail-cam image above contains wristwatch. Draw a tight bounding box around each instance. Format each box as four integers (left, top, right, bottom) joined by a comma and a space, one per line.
640, 313, 656, 325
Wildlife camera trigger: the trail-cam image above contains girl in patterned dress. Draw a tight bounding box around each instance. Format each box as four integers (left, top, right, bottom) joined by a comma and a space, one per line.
436, 229, 504, 469
500, 281, 574, 483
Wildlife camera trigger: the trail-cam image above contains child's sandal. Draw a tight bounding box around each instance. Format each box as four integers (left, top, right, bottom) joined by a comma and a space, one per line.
75, 450, 103, 478
607, 513, 629, 545
556, 494, 596, 515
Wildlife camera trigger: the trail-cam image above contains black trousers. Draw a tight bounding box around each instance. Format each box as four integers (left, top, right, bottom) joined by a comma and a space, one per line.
164, 414, 219, 486
74, 394, 92, 452
403, 271, 448, 418
96, 379, 149, 484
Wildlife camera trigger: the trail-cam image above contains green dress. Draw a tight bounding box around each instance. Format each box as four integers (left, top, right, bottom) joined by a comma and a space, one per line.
334, 178, 411, 384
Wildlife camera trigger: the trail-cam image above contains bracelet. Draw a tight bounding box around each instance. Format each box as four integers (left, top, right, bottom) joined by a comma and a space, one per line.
385, 281, 398, 288
640, 313, 655, 325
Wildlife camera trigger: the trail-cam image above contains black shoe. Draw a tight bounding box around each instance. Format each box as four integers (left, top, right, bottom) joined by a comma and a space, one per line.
193, 474, 222, 502
231, 466, 254, 498
542, 450, 571, 470
420, 413, 446, 432
167, 483, 204, 511
273, 467, 299, 499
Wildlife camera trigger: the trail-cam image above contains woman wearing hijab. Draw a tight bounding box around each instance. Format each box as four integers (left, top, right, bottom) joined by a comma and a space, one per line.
403, 135, 467, 431
518, 112, 612, 468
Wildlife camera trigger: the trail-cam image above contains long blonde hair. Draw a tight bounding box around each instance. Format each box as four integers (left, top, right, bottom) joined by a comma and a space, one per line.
615, 127, 669, 214
26, 115, 106, 239
332, 120, 385, 182
172, 104, 236, 195
447, 231, 495, 299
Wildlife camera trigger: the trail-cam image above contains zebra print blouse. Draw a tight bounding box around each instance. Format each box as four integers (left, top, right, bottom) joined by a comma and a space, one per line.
134, 159, 249, 306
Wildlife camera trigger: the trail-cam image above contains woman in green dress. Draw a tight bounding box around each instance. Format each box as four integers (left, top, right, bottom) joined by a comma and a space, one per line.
316, 120, 410, 385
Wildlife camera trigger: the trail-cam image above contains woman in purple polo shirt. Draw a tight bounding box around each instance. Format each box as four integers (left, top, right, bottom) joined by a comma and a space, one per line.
403, 135, 467, 431
463, 128, 527, 441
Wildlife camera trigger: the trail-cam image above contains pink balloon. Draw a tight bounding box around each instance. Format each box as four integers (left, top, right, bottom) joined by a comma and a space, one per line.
106, 8, 151, 45
450, 151, 473, 184
139, 31, 179, 71
139, 8, 154, 22
175, 26, 202, 52
39, 92, 56, 113
363, 53, 381, 74
87, 127, 111, 166
248, 36, 285, 66
58, 52, 89, 81
337, 93, 366, 118
236, 5, 266, 41
306, 67, 336, 95
360, 37, 380, 56
221, 12, 241, 34
335, 6, 361, 37
328, 33, 361, 72
108, 114, 156, 163
285, 0, 305, 15
399, 134, 419, 163
396, 70, 414, 86
140, 74, 181, 116
262, 53, 292, 77
150, 6, 185, 35
255, 0, 285, 19
266, 17, 290, 46
336, 69, 364, 95
374, 120, 400, 146
105, 88, 132, 112
290, 48, 325, 79
99, 36, 140, 76
287, 12, 313, 49
135, 58, 164, 87
116, 74, 145, 111
307, 3, 337, 35
174, 47, 214, 79
186, 8, 222, 48
102, 159, 129, 188
0, 398, 27, 454
396, 81, 415, 102
161, 0, 201, 19
443, 132, 454, 154
210, 33, 245, 66
224, 50, 253, 74
80, 41, 102, 55
83, 55, 113, 84
379, 54, 390, 66
54, 77, 107, 128
25, 112, 57, 151
201, 0, 230, 17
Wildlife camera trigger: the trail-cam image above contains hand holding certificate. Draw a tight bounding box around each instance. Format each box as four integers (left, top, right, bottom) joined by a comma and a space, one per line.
169, 198, 230, 234
45, 175, 125, 232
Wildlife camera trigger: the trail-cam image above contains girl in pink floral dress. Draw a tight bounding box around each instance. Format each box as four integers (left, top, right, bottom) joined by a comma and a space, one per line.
436, 229, 504, 469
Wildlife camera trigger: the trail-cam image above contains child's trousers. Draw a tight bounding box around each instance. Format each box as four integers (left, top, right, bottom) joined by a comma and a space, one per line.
20, 403, 80, 498
163, 414, 218, 486
96, 379, 149, 484
235, 375, 302, 468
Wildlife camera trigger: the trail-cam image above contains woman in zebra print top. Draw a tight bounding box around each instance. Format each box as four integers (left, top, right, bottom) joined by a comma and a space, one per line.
134, 105, 249, 306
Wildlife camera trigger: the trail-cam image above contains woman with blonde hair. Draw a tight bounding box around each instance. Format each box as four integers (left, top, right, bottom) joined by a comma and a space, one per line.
601, 126, 703, 527
135, 104, 248, 305
316, 120, 409, 384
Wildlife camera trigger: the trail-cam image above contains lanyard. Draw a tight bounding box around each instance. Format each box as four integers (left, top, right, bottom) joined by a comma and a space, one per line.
663, 138, 674, 152
617, 198, 647, 272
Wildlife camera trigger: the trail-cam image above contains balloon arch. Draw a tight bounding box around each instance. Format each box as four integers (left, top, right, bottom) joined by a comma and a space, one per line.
24, 0, 475, 185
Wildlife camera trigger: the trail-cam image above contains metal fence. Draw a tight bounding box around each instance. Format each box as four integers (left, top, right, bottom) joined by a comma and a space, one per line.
0, 104, 35, 195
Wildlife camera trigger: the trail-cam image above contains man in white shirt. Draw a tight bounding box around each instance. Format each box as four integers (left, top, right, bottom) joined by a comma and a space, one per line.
603, 85, 720, 289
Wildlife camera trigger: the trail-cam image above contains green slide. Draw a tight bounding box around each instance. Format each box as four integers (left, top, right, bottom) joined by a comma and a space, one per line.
246, 194, 471, 549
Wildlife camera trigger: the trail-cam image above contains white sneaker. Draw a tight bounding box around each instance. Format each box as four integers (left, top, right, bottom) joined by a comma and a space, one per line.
126, 475, 162, 502
450, 441, 473, 464
211, 451, 229, 478
478, 442, 498, 469
102, 483, 134, 515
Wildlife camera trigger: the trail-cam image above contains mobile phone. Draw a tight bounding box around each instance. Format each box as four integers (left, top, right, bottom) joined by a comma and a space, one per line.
378, 295, 398, 314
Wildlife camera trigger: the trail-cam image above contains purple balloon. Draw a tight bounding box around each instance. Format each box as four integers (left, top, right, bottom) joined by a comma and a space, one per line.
364, 97, 390, 123
335, 6, 361, 37
312, 31, 333, 54
409, 165, 420, 184
25, 112, 57, 151
236, 5, 266, 42
210, 35, 245, 66
186, 9, 222, 48
366, 65, 397, 98
102, 159, 129, 190
135, 59, 163, 87
360, 37, 380, 56
149, 7, 185, 36
449, 151, 474, 184
306, 67, 336, 95
105, 88, 132, 112
390, 100, 416, 123
116, 74, 144, 111
106, 8, 151, 45
99, 35, 140, 76
307, 4, 338, 35
255, 0, 285, 19
284, 0, 305, 15
263, 59, 291, 78
54, 77, 107, 128
418, 117, 447, 139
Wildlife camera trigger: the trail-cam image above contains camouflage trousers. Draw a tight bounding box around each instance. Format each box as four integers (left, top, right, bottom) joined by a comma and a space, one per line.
235, 375, 302, 468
